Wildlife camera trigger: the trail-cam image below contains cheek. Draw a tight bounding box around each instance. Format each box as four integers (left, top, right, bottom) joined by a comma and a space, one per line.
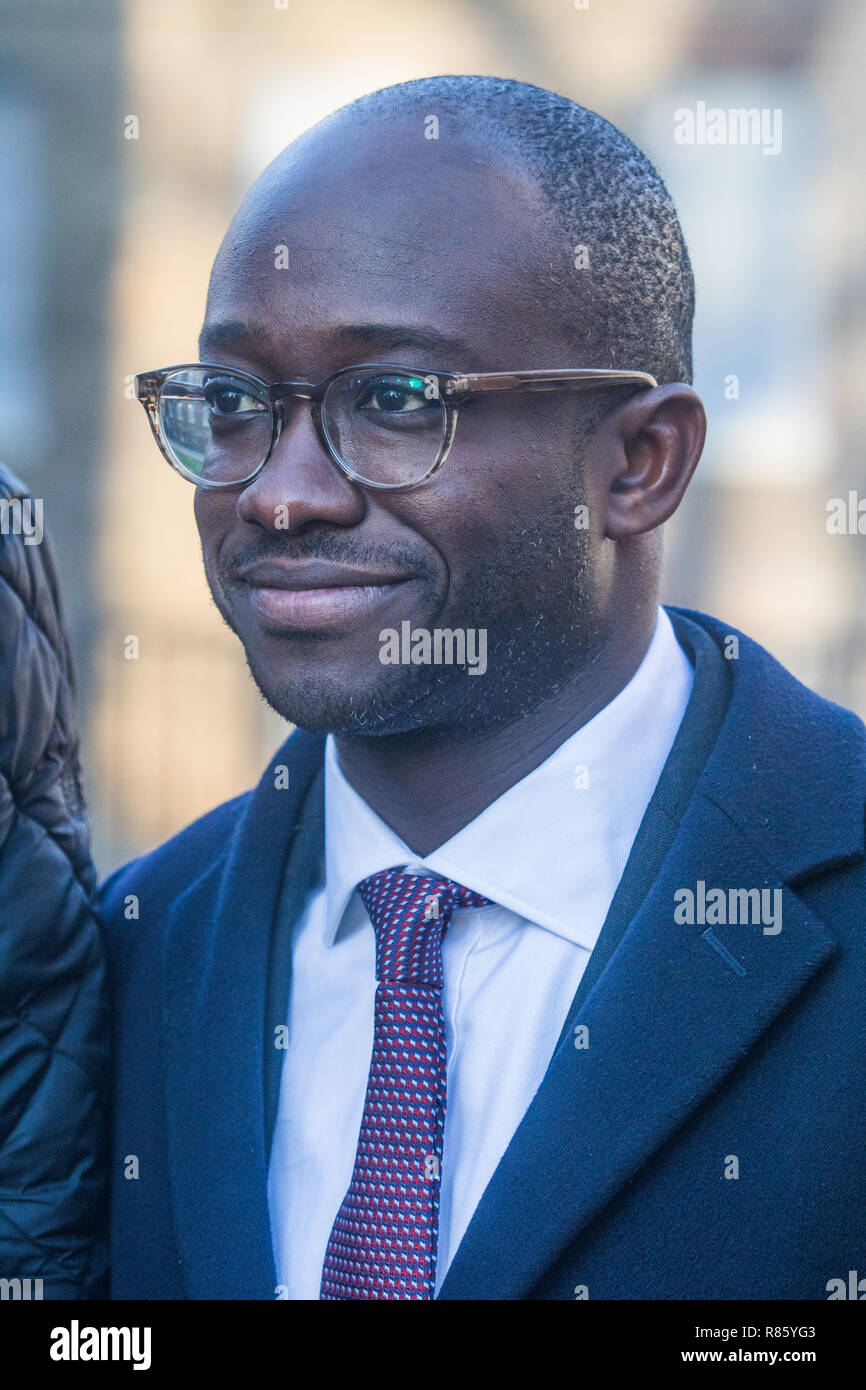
442, 399, 580, 536
194, 491, 236, 567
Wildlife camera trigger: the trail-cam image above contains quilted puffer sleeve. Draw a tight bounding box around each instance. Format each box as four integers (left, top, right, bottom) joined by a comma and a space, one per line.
0, 464, 108, 1298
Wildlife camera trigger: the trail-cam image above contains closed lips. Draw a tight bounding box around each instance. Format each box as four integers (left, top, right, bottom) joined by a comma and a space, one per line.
232, 562, 415, 630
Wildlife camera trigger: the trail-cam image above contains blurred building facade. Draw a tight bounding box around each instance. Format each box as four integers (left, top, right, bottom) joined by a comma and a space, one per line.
1, 0, 864, 873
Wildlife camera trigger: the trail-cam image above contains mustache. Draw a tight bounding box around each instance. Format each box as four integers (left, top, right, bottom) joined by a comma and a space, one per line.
218, 532, 432, 585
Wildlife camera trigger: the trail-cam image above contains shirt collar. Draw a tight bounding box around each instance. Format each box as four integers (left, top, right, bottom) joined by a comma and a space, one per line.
323, 606, 693, 951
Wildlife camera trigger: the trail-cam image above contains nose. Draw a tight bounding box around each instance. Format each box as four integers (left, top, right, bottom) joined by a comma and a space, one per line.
234, 397, 365, 533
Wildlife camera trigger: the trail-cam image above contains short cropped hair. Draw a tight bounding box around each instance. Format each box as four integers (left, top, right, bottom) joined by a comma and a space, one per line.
331, 74, 694, 385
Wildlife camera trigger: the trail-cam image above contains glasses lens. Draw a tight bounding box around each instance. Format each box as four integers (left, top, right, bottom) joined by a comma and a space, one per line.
321, 368, 447, 486
158, 369, 272, 484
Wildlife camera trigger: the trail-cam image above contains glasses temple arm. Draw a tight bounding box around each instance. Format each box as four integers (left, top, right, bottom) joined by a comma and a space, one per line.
444, 369, 657, 395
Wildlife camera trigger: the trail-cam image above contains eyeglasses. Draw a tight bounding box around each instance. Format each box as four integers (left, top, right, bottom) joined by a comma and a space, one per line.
134, 361, 657, 492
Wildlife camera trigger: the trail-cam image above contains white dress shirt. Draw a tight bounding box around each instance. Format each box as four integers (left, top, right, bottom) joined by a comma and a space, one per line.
267, 606, 694, 1298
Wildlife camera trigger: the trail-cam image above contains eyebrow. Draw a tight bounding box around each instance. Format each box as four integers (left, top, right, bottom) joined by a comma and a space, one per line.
197, 319, 476, 368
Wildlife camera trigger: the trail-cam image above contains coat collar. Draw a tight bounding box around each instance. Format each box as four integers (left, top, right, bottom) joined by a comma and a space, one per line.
675, 609, 865, 881
161, 727, 324, 1299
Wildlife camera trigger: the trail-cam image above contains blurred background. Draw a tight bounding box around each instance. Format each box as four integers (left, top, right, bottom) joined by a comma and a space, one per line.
1, 0, 864, 874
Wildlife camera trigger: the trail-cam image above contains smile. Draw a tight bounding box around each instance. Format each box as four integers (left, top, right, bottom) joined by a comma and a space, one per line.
245, 580, 409, 631
230, 559, 416, 633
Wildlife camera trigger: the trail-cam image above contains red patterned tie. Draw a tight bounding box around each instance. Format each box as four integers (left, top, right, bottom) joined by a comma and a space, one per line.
319, 868, 491, 1300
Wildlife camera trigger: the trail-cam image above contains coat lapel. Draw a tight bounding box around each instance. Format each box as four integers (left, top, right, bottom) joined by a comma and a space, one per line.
161, 727, 325, 1299
439, 611, 865, 1300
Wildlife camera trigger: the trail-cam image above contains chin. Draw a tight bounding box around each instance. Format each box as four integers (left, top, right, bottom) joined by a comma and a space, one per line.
245, 656, 482, 739
246, 661, 415, 736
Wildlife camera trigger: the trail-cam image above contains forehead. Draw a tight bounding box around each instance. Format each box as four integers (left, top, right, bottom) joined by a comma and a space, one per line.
202, 115, 574, 373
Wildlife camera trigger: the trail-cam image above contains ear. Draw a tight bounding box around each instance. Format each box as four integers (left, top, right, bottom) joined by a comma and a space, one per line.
597, 384, 706, 540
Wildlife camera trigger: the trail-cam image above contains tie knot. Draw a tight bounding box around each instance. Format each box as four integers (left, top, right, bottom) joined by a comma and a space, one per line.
357, 868, 491, 986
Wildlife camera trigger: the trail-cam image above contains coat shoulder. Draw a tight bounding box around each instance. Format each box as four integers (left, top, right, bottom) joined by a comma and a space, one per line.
98, 790, 252, 934
97, 724, 324, 942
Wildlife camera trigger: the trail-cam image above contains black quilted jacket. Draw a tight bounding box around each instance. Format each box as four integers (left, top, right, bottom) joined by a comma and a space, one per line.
0, 464, 108, 1298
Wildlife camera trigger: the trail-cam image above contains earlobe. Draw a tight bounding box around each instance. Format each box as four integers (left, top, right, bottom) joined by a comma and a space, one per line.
603, 385, 706, 540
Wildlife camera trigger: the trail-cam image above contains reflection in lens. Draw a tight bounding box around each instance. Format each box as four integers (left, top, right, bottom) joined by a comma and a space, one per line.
322, 369, 446, 485
158, 369, 271, 483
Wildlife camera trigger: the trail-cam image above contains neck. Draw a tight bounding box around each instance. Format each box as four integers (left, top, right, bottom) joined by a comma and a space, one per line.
334, 606, 658, 856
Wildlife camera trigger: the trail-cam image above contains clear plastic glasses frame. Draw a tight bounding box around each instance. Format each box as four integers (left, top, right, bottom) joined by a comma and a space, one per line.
135, 361, 658, 492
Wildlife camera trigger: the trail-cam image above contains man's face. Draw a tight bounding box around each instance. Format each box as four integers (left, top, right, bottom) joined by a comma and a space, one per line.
196, 116, 614, 736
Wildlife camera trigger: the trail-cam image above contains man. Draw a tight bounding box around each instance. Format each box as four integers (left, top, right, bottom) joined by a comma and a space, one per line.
101, 75, 866, 1300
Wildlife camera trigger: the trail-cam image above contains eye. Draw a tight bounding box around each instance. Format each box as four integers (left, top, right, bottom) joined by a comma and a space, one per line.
355, 375, 431, 414
203, 377, 267, 417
